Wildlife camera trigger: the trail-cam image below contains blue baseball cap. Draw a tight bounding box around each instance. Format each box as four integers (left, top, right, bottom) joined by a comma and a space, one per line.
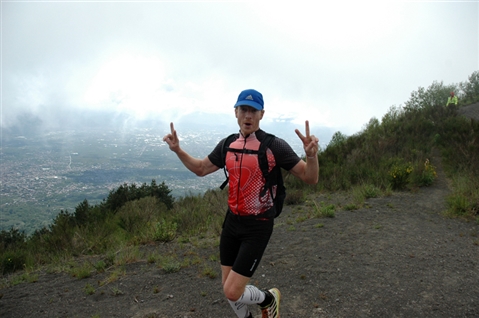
234, 89, 264, 110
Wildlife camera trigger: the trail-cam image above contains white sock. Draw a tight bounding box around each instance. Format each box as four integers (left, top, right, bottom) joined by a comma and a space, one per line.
240, 285, 266, 304
228, 285, 266, 317
228, 299, 251, 318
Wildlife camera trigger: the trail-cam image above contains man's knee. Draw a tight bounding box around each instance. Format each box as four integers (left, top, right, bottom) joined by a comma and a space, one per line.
223, 283, 244, 301
222, 268, 250, 300
223, 276, 248, 301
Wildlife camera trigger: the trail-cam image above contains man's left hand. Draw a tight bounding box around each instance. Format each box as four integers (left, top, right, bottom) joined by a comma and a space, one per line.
295, 120, 319, 158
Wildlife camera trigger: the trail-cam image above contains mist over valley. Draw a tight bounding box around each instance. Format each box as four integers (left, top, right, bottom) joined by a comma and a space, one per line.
1, 109, 334, 234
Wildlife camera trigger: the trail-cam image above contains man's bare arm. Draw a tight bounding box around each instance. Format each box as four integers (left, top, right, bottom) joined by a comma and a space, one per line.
289, 120, 319, 184
163, 122, 219, 176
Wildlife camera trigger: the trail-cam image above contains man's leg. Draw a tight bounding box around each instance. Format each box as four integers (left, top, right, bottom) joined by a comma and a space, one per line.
220, 214, 277, 317
223, 266, 252, 318
222, 266, 270, 318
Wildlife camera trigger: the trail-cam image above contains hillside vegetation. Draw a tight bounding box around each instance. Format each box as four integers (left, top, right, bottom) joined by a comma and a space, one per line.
1, 71, 478, 278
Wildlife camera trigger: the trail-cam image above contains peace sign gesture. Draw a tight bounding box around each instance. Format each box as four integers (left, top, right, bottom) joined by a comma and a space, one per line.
295, 120, 319, 158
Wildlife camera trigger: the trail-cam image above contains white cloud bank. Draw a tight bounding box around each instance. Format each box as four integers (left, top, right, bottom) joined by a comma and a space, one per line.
2, 1, 478, 135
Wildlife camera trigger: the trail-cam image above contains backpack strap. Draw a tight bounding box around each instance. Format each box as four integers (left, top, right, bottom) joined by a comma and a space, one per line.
258, 133, 276, 197
219, 133, 238, 190
259, 134, 285, 217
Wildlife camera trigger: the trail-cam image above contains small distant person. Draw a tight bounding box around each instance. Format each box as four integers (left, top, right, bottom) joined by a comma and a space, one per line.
446, 91, 458, 107
163, 89, 319, 318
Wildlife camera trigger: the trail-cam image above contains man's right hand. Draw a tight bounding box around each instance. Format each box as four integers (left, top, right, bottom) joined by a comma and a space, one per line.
163, 122, 180, 153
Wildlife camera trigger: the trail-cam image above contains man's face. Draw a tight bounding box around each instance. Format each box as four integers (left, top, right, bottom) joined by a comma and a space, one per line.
235, 105, 265, 136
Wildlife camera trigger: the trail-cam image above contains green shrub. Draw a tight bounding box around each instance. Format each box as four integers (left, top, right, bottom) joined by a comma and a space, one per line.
154, 220, 177, 242
159, 256, 181, 273
388, 160, 413, 190
94, 260, 107, 273
412, 158, 437, 187
116, 197, 167, 236
201, 265, 218, 279
458, 70, 479, 105
361, 184, 381, 199
320, 204, 336, 218
104, 180, 174, 212
84, 283, 95, 295
70, 262, 93, 279
0, 228, 27, 250
446, 194, 470, 216
115, 245, 141, 265
8, 271, 39, 286
343, 203, 359, 211
1, 250, 27, 274
312, 201, 335, 218
446, 174, 479, 218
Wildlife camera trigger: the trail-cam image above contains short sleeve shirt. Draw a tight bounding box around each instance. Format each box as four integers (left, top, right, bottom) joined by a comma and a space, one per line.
208, 129, 301, 216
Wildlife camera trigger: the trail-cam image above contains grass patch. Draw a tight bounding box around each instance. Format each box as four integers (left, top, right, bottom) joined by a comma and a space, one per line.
158, 255, 181, 274
70, 262, 93, 279
154, 219, 178, 242
115, 245, 141, 266
93, 260, 107, 273
201, 265, 218, 279
445, 174, 479, 218
84, 283, 95, 295
7, 271, 39, 287
99, 267, 126, 286
343, 203, 359, 211
147, 252, 160, 264
311, 200, 336, 218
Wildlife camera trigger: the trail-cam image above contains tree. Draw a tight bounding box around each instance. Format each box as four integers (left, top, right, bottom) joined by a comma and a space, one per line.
459, 70, 479, 105
74, 199, 90, 226
104, 180, 174, 213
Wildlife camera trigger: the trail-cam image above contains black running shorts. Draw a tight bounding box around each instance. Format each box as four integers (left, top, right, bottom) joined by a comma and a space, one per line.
220, 210, 274, 278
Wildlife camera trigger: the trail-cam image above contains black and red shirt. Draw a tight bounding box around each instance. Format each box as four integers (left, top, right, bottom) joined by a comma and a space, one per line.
208, 129, 301, 216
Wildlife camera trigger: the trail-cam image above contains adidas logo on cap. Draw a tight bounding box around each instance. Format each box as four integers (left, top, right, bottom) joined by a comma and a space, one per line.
234, 89, 264, 109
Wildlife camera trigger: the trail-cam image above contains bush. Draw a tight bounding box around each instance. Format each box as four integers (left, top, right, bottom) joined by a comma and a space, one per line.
0, 228, 27, 250
361, 184, 381, 199
458, 70, 479, 105
446, 174, 479, 218
104, 180, 174, 212
154, 220, 177, 242
388, 159, 413, 190
446, 194, 470, 216
416, 158, 437, 187
116, 197, 167, 235
1, 250, 27, 274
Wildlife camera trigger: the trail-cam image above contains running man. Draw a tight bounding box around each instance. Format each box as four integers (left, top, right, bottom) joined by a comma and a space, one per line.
163, 89, 319, 318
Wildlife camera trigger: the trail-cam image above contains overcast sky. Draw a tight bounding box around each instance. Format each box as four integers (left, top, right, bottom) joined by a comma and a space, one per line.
2, 1, 478, 136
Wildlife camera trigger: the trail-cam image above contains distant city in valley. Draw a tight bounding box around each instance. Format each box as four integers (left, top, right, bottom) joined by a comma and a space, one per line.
0, 110, 333, 234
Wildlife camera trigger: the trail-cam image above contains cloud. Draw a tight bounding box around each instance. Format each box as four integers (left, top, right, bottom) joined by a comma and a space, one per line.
2, 1, 477, 136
